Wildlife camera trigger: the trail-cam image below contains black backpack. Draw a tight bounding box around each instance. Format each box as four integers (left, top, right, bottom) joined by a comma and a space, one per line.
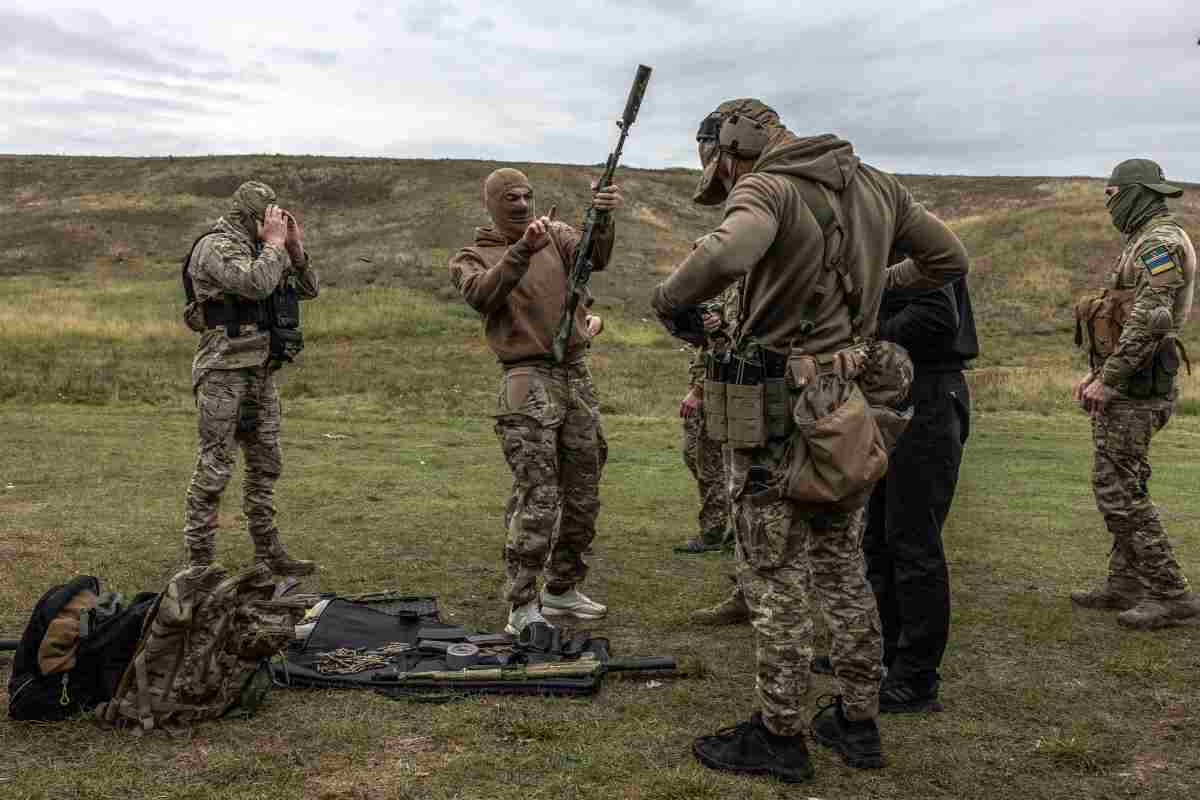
7, 576, 157, 721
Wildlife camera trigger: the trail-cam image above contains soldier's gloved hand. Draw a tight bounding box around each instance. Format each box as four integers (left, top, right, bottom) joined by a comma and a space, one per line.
702, 312, 722, 333
261, 206, 288, 248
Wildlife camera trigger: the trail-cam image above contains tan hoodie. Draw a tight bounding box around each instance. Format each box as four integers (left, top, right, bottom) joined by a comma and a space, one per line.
653, 132, 968, 354
450, 220, 614, 364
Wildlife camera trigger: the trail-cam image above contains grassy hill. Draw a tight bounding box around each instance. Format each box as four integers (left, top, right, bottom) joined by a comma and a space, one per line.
2, 155, 1198, 413
2, 157, 1199, 799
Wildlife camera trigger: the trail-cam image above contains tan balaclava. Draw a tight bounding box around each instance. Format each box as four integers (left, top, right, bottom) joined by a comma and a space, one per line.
693, 98, 781, 205
230, 180, 278, 240
484, 168, 535, 243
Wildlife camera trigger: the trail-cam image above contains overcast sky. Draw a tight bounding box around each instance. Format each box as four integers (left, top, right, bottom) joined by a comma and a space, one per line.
2, 1, 1198, 180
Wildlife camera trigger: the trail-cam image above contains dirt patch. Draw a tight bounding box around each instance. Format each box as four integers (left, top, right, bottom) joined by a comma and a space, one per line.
302, 737, 453, 800
1129, 703, 1191, 785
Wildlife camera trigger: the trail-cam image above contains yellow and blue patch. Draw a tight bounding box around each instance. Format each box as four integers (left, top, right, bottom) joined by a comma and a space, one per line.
1140, 244, 1177, 276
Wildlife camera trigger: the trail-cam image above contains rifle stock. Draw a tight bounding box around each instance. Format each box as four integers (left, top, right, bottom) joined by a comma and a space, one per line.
551, 64, 652, 363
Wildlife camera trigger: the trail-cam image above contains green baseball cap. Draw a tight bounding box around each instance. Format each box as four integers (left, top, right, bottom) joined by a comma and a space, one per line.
1107, 158, 1183, 197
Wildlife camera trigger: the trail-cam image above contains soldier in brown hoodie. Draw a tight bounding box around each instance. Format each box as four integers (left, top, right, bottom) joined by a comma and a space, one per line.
654, 100, 968, 782
449, 168, 622, 635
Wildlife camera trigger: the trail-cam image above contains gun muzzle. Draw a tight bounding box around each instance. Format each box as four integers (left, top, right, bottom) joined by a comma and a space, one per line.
622, 64, 652, 127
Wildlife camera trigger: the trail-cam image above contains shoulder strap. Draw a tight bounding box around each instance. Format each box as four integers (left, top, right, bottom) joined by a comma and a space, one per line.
181, 231, 218, 305
792, 179, 858, 339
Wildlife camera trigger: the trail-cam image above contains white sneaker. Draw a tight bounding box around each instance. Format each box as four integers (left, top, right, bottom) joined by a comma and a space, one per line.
541, 587, 608, 620
505, 600, 548, 635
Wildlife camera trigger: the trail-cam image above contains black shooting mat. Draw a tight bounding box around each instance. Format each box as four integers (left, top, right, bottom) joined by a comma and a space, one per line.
271, 594, 614, 697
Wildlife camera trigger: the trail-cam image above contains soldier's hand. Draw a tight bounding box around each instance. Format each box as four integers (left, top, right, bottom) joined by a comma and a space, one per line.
284, 211, 306, 262
591, 181, 623, 211
680, 387, 703, 418
1072, 372, 1093, 406
702, 312, 722, 332
262, 205, 288, 248
586, 314, 604, 337
519, 206, 557, 252
1082, 378, 1114, 415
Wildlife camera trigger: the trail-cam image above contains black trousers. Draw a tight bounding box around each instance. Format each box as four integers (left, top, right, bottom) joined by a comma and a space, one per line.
863, 369, 969, 689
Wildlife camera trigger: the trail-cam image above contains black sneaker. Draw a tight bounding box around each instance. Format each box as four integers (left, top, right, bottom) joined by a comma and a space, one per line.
692, 712, 815, 783
810, 695, 885, 769
674, 537, 725, 554
879, 678, 943, 714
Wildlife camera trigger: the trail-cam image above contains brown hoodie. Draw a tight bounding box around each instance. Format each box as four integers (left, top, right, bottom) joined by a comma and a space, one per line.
653, 132, 968, 354
450, 220, 614, 364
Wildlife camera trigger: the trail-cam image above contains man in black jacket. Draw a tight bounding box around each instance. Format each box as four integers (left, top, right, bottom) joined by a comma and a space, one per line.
857, 278, 977, 712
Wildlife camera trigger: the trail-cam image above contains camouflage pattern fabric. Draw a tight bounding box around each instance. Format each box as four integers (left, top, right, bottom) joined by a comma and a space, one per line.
682, 412, 730, 545
98, 563, 304, 732
494, 361, 608, 605
1091, 396, 1188, 600
727, 443, 881, 734
188, 217, 319, 389
1100, 215, 1193, 391
183, 367, 284, 565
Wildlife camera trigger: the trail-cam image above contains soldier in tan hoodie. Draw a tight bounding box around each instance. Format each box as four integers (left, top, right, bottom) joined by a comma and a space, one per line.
654, 100, 968, 782
449, 168, 622, 635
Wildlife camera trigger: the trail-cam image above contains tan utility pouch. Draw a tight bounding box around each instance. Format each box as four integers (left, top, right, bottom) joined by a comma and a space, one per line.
726, 382, 767, 449
784, 375, 887, 512
703, 377, 728, 442
764, 378, 792, 440
1074, 289, 1135, 363
858, 341, 915, 453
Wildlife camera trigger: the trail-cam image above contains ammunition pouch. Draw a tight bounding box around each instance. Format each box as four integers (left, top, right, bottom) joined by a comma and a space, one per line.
1127, 336, 1188, 399
702, 347, 790, 447
266, 283, 305, 368
1074, 289, 1135, 369
779, 341, 914, 512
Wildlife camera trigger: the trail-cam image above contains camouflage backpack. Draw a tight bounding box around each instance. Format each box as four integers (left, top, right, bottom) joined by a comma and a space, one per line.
97, 563, 305, 732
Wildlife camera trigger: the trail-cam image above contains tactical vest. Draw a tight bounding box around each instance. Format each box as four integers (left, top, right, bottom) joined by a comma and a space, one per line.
182, 232, 305, 367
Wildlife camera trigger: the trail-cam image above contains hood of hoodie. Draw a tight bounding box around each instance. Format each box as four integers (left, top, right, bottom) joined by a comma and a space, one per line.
752, 131, 860, 191
473, 225, 513, 248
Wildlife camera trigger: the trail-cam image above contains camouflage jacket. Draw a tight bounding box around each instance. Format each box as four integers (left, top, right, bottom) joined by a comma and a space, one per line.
1100, 214, 1196, 391
686, 284, 741, 389
187, 217, 319, 388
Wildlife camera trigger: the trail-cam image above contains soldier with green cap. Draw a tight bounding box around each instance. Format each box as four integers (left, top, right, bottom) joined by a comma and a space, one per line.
1071, 158, 1198, 629
181, 180, 320, 576
653, 98, 969, 781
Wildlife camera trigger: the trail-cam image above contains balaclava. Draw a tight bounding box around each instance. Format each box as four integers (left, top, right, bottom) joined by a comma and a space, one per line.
230, 180, 277, 239
1105, 158, 1182, 236
484, 168, 535, 243
693, 98, 781, 206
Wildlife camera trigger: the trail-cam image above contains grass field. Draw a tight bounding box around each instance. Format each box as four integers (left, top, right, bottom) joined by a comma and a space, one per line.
1, 156, 1199, 798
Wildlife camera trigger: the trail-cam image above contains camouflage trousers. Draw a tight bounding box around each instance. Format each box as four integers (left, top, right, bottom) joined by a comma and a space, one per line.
183, 367, 283, 564
728, 444, 881, 735
1091, 396, 1188, 599
494, 361, 607, 606
682, 410, 731, 544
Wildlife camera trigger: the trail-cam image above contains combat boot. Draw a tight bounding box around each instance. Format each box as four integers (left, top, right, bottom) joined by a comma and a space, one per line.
811, 695, 885, 769
692, 712, 815, 783
690, 587, 750, 626
673, 536, 724, 554
541, 586, 607, 620
1070, 578, 1141, 611
1117, 593, 1200, 630
250, 529, 317, 577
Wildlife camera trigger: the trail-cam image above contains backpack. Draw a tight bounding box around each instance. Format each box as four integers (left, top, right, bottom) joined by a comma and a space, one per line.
97, 563, 306, 733
7, 576, 157, 721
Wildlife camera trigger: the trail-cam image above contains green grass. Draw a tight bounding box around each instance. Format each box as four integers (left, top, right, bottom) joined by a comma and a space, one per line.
2, 156, 1200, 798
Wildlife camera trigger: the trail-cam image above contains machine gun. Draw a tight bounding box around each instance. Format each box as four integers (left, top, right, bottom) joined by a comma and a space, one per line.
381, 653, 676, 683
551, 64, 653, 363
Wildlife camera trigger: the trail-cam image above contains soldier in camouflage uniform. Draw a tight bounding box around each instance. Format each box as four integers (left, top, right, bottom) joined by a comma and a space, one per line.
448, 169, 623, 635
1072, 159, 1198, 630
182, 181, 319, 576
675, 285, 739, 553
654, 99, 968, 781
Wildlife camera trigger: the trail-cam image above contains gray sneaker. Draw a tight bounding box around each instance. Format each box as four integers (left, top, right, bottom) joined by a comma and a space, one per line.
541, 587, 608, 620
505, 600, 548, 635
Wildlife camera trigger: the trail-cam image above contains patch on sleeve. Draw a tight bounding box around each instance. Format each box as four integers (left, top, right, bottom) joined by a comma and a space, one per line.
1140, 244, 1178, 276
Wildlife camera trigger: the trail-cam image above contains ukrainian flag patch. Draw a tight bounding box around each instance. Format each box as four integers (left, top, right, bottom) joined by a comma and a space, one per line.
1141, 244, 1177, 276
